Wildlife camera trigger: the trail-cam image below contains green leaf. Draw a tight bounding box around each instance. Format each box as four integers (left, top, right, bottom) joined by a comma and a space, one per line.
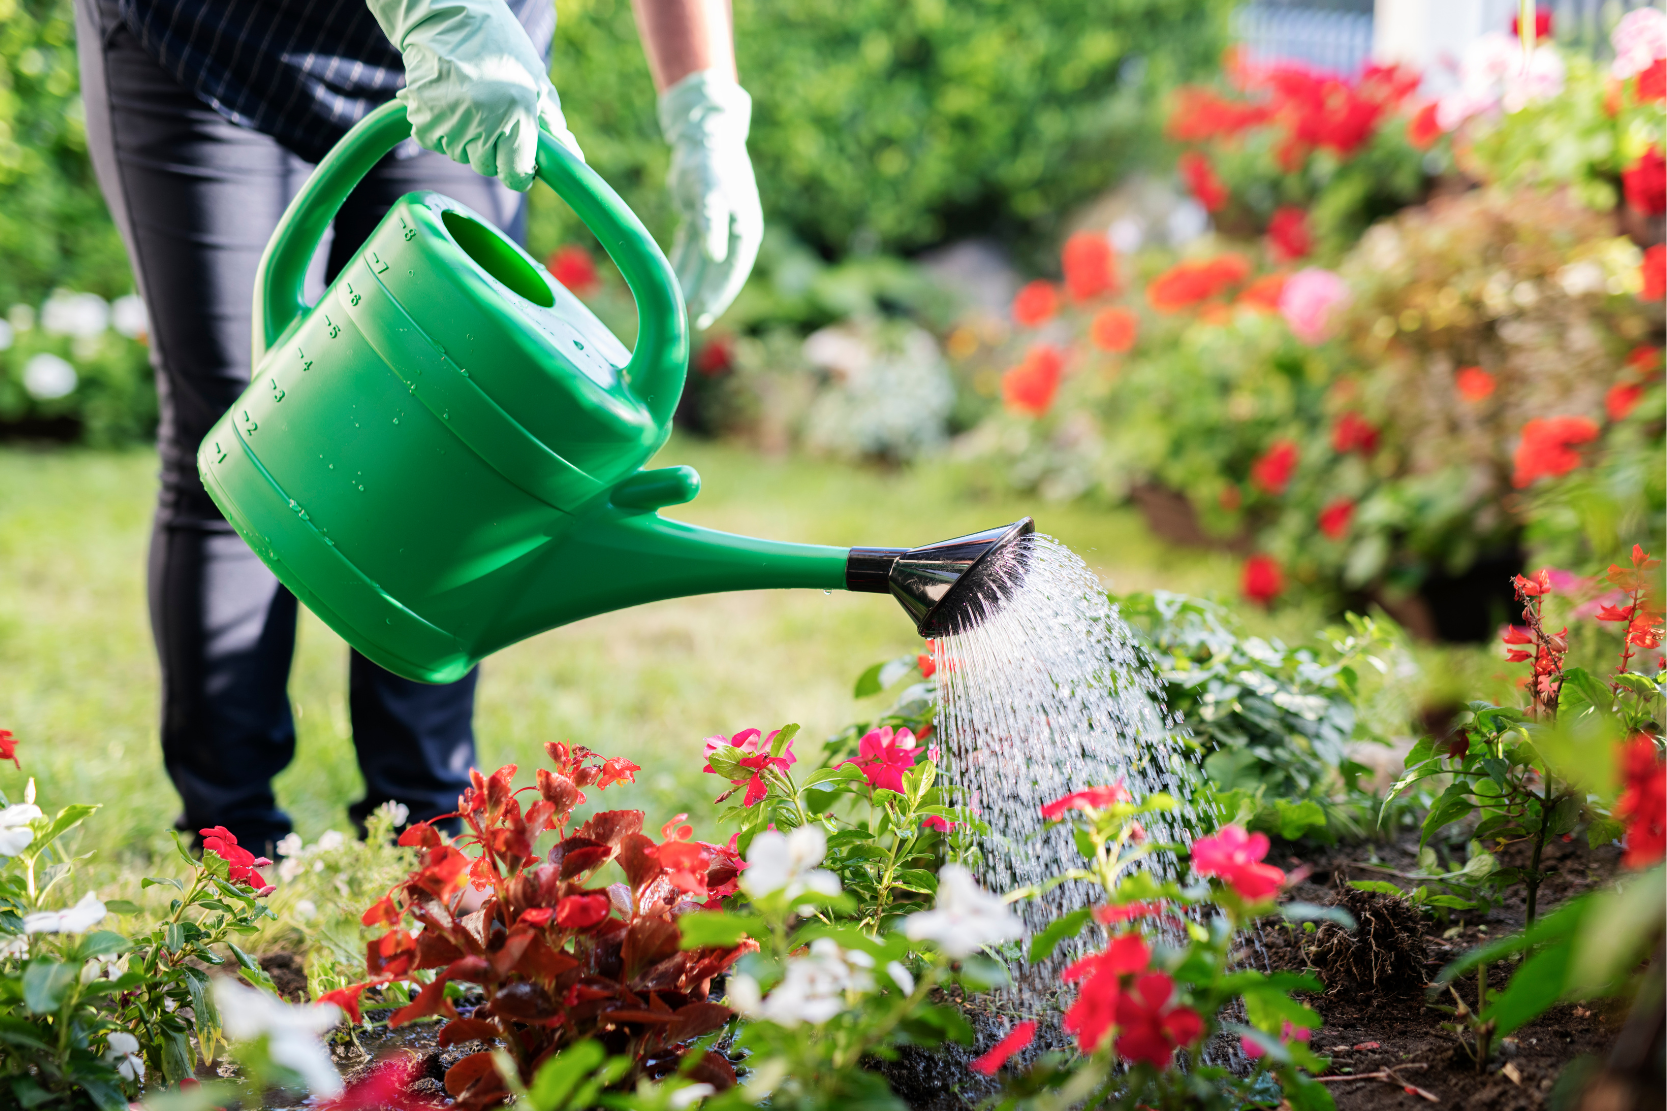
676, 912, 765, 949
76, 931, 130, 959
32, 804, 98, 856
102, 900, 141, 915
1423, 895, 1479, 909
78, 1077, 130, 1111
0, 1016, 53, 1052
1271, 798, 1328, 840
22, 960, 75, 1014
141, 877, 184, 892
1281, 902, 1356, 929
854, 662, 886, 699
769, 724, 800, 760
1485, 938, 1574, 1036
1347, 880, 1403, 897
892, 868, 938, 894
527, 1040, 610, 1110
1421, 781, 1477, 847
10, 1075, 55, 1110
1029, 908, 1093, 961
1587, 817, 1624, 849
181, 966, 222, 1064
1402, 736, 1435, 770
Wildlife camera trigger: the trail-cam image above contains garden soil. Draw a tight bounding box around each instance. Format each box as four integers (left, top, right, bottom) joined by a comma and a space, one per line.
255, 831, 1655, 1110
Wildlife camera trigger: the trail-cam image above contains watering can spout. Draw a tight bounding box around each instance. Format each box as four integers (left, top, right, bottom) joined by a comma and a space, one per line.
847, 518, 1035, 638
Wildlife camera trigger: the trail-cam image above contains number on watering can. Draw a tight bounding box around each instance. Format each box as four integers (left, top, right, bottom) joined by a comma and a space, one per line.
213, 441, 227, 464
369, 251, 389, 274
296, 346, 312, 372
269, 378, 285, 403
324, 314, 340, 339
398, 217, 416, 242
344, 281, 361, 307
241, 410, 258, 434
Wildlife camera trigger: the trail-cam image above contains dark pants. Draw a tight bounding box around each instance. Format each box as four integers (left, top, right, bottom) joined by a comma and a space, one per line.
75, 0, 527, 852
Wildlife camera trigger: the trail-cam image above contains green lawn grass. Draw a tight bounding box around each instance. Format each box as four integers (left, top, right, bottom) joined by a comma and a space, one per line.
0, 437, 1496, 898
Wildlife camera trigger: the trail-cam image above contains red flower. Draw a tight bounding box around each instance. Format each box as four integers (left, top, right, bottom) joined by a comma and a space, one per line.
1167, 87, 1272, 142
597, 756, 640, 789
921, 815, 955, 833
917, 652, 936, 679
1012, 280, 1060, 327
1406, 101, 1443, 149
1114, 972, 1203, 1069
318, 1051, 442, 1111
1626, 345, 1662, 373
1089, 306, 1139, 353
1637, 58, 1667, 102
1643, 244, 1666, 301
1614, 736, 1665, 868
199, 826, 273, 890
1179, 152, 1229, 212
1092, 901, 1166, 924
1250, 439, 1299, 495
1607, 383, 1645, 421
1318, 498, 1355, 540
1237, 273, 1287, 313
694, 337, 734, 377
1147, 255, 1252, 312
554, 891, 612, 929
1062, 933, 1151, 1052
1455, 366, 1497, 401
547, 245, 599, 295
1062, 233, 1119, 302
1512, 416, 1600, 487
0, 729, 16, 769
1511, 8, 1552, 39
316, 982, 373, 1026
1622, 147, 1666, 215
841, 726, 924, 793
1241, 555, 1284, 606
659, 840, 713, 897
1190, 824, 1286, 900
1266, 207, 1312, 262
1331, 411, 1379, 455
1002, 344, 1066, 417
970, 1021, 1037, 1076
1041, 782, 1131, 821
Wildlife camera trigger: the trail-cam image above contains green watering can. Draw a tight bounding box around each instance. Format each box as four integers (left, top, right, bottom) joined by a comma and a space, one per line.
198, 102, 1031, 683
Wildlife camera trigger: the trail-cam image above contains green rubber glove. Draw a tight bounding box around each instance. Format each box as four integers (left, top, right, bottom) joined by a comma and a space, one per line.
658, 70, 764, 330
365, 0, 584, 191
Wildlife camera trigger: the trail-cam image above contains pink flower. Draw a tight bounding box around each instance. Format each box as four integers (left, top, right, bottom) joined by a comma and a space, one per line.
1240, 1019, 1312, 1059
1114, 972, 1203, 1069
841, 726, 924, 793
707, 728, 795, 806
1278, 267, 1349, 344
1612, 8, 1667, 81
922, 815, 955, 833
1190, 824, 1286, 900
1040, 782, 1131, 821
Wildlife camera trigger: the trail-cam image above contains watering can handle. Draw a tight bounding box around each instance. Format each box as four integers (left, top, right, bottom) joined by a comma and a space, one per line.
251, 100, 688, 431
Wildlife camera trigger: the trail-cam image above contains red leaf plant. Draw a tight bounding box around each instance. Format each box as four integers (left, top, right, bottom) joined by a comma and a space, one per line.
337, 742, 753, 1110
1594, 545, 1665, 677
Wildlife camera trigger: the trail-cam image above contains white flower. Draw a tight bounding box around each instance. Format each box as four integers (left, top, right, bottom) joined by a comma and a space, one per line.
0, 934, 27, 960
727, 938, 874, 1027
886, 960, 915, 995
740, 825, 841, 901
24, 892, 107, 934
106, 1031, 146, 1082
669, 1083, 716, 1109
22, 353, 77, 401
379, 801, 410, 827
901, 865, 1023, 958
277, 858, 303, 882
274, 832, 303, 858
1612, 8, 1667, 80
0, 803, 41, 857
213, 977, 344, 1095
294, 899, 318, 921
0, 319, 12, 351
111, 295, 148, 340
40, 291, 109, 338
316, 830, 345, 853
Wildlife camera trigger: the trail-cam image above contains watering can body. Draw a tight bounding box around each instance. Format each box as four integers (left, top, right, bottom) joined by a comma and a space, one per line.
198, 102, 847, 683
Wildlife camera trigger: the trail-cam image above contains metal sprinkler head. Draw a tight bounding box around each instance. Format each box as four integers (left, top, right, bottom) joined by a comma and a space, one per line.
845, 518, 1036, 637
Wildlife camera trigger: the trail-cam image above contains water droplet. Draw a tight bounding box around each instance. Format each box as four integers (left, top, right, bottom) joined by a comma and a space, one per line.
823, 589, 832, 595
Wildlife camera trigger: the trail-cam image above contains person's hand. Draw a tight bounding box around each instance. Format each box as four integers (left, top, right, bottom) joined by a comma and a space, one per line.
366, 0, 584, 191
658, 70, 764, 330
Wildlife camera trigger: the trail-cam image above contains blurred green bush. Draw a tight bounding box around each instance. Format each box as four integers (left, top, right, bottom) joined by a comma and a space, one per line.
0, 0, 130, 307
536, 0, 1232, 264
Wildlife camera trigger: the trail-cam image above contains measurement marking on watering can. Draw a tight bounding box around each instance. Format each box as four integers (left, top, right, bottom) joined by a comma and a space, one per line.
213, 441, 227, 464
241, 410, 257, 434
343, 281, 361, 307
296, 345, 312, 372
324, 314, 340, 339
269, 378, 285, 403
397, 217, 415, 241
368, 251, 389, 274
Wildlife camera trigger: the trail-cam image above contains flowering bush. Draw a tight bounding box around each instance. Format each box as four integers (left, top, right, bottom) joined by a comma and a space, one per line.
1164, 55, 1431, 259
984, 789, 1344, 1111
0, 293, 156, 445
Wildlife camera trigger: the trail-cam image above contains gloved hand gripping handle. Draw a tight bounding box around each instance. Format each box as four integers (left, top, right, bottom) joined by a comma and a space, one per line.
250, 100, 688, 432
